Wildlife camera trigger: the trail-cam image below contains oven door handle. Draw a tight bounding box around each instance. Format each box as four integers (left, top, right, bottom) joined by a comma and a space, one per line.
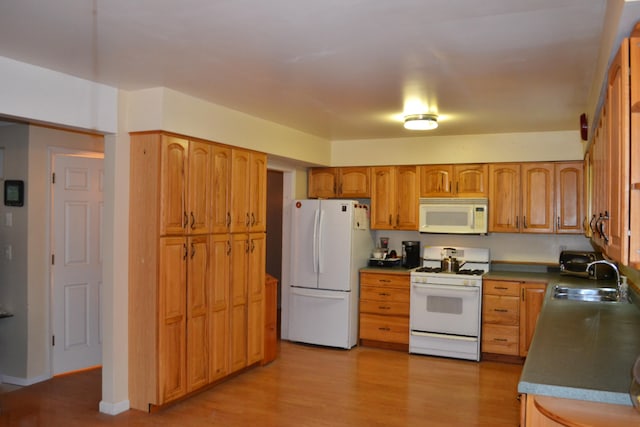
411, 283, 480, 294
411, 331, 478, 342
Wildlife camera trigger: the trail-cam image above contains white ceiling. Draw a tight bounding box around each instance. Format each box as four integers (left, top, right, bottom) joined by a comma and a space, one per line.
0, 0, 629, 140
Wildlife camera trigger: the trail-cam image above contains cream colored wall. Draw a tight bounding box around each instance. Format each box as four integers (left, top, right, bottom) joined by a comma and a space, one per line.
127, 87, 332, 166
330, 130, 584, 166
26, 126, 103, 381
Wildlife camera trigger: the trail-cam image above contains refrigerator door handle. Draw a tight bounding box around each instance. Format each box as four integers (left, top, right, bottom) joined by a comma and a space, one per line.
291, 287, 346, 300
312, 208, 320, 273
318, 208, 325, 273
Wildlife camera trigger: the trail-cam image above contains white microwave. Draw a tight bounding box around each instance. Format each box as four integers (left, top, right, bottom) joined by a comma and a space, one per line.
419, 198, 488, 234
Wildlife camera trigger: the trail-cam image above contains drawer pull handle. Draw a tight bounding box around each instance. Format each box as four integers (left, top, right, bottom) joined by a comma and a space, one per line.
494, 338, 508, 342
494, 309, 508, 313
378, 327, 391, 331
379, 279, 391, 283
495, 286, 509, 290
378, 292, 391, 296
378, 306, 391, 310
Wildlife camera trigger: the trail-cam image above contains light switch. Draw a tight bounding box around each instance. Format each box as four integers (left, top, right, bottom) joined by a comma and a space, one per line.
5, 212, 12, 227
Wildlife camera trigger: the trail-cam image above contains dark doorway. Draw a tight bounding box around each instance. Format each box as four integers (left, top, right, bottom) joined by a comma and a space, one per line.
266, 170, 283, 333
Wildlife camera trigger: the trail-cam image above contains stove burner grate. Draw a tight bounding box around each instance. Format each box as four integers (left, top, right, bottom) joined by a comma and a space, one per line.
413, 267, 485, 276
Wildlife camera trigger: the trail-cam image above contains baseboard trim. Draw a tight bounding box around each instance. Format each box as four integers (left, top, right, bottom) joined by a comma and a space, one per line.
1, 373, 50, 386
99, 399, 130, 415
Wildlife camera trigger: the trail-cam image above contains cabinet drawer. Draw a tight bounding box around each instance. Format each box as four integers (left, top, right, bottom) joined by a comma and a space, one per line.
359, 313, 409, 344
482, 324, 519, 355
360, 299, 409, 316
482, 295, 519, 325
360, 285, 409, 304
360, 273, 409, 289
483, 280, 520, 296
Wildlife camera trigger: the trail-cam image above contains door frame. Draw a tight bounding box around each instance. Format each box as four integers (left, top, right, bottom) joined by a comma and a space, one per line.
48, 147, 105, 377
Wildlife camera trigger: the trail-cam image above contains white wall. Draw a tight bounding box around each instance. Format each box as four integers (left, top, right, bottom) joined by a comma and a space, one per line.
0, 124, 103, 385
331, 130, 584, 166
0, 124, 29, 380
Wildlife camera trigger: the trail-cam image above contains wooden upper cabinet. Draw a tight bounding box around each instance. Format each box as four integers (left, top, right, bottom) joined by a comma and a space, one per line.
630, 34, 640, 268
371, 166, 395, 229
230, 149, 266, 233
187, 141, 213, 235
604, 39, 630, 263
160, 136, 189, 236
249, 153, 267, 232
420, 164, 488, 197
395, 166, 419, 230
230, 149, 251, 233
555, 162, 584, 234
489, 163, 521, 232
419, 165, 452, 197
308, 168, 338, 198
308, 167, 370, 198
370, 166, 418, 230
212, 146, 232, 234
456, 164, 489, 197
521, 163, 554, 234
339, 167, 370, 198
489, 163, 555, 234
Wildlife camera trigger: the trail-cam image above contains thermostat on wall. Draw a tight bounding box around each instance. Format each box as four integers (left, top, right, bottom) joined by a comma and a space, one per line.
4, 180, 24, 207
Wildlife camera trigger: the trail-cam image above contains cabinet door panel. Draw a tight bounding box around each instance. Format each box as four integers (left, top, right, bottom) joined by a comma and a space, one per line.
339, 167, 370, 198
308, 168, 337, 199
519, 284, 546, 357
249, 153, 267, 232
419, 165, 453, 197
158, 237, 187, 403
187, 236, 209, 391
187, 141, 213, 234
371, 167, 395, 229
556, 162, 584, 234
209, 234, 230, 381
605, 40, 630, 263
230, 234, 249, 372
455, 164, 488, 197
160, 136, 188, 235
482, 295, 519, 325
395, 166, 419, 230
212, 146, 231, 233
489, 164, 520, 232
247, 233, 265, 365
521, 163, 554, 233
230, 150, 250, 233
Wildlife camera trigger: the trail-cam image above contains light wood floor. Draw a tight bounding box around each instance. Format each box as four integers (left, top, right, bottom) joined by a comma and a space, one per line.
0, 341, 522, 426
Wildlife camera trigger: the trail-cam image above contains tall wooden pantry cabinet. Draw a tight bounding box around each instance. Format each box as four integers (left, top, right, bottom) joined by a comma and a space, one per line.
129, 132, 267, 411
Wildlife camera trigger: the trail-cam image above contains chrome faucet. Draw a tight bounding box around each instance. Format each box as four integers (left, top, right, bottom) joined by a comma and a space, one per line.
586, 259, 626, 302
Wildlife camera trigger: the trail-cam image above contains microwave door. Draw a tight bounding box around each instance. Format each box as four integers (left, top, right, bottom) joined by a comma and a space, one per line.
420, 204, 473, 233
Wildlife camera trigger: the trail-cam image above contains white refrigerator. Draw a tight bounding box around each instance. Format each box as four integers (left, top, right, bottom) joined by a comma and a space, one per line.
288, 199, 373, 349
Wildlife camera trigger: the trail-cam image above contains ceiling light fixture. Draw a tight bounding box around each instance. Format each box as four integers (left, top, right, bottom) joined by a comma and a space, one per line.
403, 113, 438, 130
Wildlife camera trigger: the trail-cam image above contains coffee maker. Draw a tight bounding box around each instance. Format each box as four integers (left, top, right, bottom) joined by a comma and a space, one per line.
402, 241, 421, 268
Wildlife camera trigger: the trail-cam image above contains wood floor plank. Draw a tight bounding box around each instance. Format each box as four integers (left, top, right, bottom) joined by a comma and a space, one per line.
0, 341, 522, 426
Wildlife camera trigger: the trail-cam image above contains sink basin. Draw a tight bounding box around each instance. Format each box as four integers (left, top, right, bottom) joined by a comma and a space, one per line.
552, 285, 619, 302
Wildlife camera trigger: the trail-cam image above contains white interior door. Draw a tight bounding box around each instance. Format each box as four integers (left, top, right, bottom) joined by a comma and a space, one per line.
52, 154, 104, 375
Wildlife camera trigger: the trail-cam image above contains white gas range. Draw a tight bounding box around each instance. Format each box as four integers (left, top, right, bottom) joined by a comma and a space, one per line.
409, 246, 490, 361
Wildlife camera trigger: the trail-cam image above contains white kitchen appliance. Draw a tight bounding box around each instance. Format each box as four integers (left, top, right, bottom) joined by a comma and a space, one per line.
288, 199, 373, 349
419, 198, 488, 234
409, 246, 490, 361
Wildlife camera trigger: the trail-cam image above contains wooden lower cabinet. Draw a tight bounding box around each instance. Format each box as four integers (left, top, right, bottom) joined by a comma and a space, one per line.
263, 274, 278, 364
359, 272, 410, 350
482, 279, 547, 359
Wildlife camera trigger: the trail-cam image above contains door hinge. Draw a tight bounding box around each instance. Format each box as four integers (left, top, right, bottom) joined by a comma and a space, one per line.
52, 172, 55, 184
52, 335, 55, 347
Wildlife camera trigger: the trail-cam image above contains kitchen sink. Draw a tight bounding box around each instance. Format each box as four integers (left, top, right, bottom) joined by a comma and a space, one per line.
552, 285, 620, 302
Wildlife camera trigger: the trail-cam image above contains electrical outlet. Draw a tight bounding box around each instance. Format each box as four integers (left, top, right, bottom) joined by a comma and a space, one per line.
4, 244, 12, 260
